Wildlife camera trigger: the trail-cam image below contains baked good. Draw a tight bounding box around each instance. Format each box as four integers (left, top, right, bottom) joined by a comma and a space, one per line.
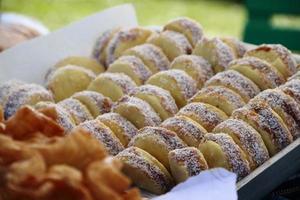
87, 72, 137, 101
288, 71, 300, 81
78, 119, 124, 155
129, 126, 186, 170
229, 57, 285, 90
35, 101, 76, 132
97, 112, 138, 147
148, 30, 192, 61
279, 79, 300, 104
46, 65, 96, 102
146, 69, 197, 108
71, 91, 112, 118
168, 147, 208, 183
161, 115, 207, 147
53, 56, 105, 74
254, 89, 300, 139
220, 37, 247, 58
4, 84, 53, 119
232, 99, 293, 156
112, 96, 161, 129
213, 119, 269, 169
205, 70, 260, 102
123, 44, 170, 73
0, 79, 24, 107
177, 102, 228, 132
245, 44, 297, 79
189, 86, 245, 116
130, 84, 178, 120
116, 146, 174, 195
163, 17, 203, 47
92, 27, 121, 67
107, 55, 152, 85
198, 133, 251, 180
58, 98, 93, 125
106, 27, 153, 65
170, 55, 214, 88
193, 37, 235, 73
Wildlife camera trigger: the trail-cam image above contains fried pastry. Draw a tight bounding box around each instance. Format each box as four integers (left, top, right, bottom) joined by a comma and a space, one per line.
77, 120, 124, 155
148, 30, 192, 61
213, 119, 269, 169
4, 84, 53, 119
92, 27, 121, 67
112, 96, 161, 129
168, 147, 208, 183
254, 89, 300, 139
35, 101, 76, 132
189, 86, 245, 115
58, 98, 93, 125
288, 71, 300, 81
146, 69, 197, 108
220, 37, 247, 58
163, 17, 203, 47
130, 84, 178, 120
279, 79, 300, 104
193, 37, 235, 73
232, 100, 293, 156
54, 56, 105, 74
0, 79, 24, 107
106, 27, 153, 65
170, 55, 214, 88
107, 55, 152, 85
129, 126, 186, 170
229, 57, 285, 90
177, 102, 228, 132
123, 43, 170, 73
198, 133, 250, 180
47, 65, 96, 102
72, 91, 112, 118
87, 72, 136, 101
116, 147, 174, 195
205, 70, 260, 102
97, 113, 138, 147
245, 44, 297, 79
161, 115, 207, 147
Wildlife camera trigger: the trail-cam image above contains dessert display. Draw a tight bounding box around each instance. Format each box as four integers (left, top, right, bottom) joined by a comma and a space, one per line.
193, 37, 235, 73
1, 14, 300, 198
146, 69, 197, 108
107, 55, 152, 85
189, 85, 246, 116
130, 84, 178, 120
168, 147, 208, 183
87, 72, 137, 101
170, 55, 214, 88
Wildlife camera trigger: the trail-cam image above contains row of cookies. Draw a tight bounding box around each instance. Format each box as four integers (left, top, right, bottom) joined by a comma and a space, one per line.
115, 44, 299, 194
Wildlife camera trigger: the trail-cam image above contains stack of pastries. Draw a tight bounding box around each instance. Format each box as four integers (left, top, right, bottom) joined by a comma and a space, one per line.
1, 16, 300, 196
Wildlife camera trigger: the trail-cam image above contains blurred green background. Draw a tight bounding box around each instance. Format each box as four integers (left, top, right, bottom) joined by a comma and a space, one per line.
1, 0, 246, 38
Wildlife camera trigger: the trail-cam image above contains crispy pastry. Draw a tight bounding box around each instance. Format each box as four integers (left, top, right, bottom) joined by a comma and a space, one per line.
87, 72, 136, 102
170, 55, 214, 88
168, 147, 208, 183
279, 79, 300, 104
146, 69, 197, 108
0, 79, 24, 107
220, 37, 247, 58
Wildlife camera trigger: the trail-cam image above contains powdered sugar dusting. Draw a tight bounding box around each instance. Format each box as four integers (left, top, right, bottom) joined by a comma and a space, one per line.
97, 112, 138, 142
116, 147, 173, 193
205, 70, 260, 102
58, 98, 93, 124
288, 71, 300, 81
161, 31, 192, 55
78, 120, 124, 155
205, 133, 250, 180
130, 84, 178, 116
213, 119, 269, 167
280, 79, 300, 104
169, 147, 208, 177
113, 96, 161, 127
0, 79, 24, 106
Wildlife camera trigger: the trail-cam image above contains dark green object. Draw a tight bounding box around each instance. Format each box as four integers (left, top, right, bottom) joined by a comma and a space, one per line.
243, 0, 300, 51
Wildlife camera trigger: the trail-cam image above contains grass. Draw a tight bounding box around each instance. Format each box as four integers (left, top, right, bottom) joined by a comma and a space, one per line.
1, 0, 246, 38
